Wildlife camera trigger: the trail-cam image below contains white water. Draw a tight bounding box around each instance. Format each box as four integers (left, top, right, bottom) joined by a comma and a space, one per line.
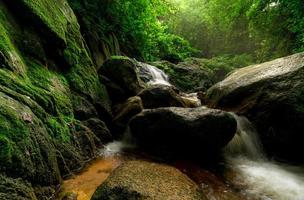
137, 62, 202, 107
224, 114, 304, 200
137, 62, 171, 86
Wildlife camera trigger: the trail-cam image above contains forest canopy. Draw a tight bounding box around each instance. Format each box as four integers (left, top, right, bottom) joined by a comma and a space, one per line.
167, 0, 304, 61
69, 0, 304, 62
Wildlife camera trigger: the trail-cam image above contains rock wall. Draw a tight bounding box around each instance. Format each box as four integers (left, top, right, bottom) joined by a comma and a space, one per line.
0, 0, 116, 199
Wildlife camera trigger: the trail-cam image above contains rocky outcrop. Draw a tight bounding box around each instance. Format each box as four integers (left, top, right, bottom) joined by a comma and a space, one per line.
0, 0, 113, 198
99, 56, 146, 101
0, 175, 38, 200
138, 85, 186, 109
91, 161, 207, 200
152, 60, 213, 92
207, 52, 304, 162
129, 107, 237, 158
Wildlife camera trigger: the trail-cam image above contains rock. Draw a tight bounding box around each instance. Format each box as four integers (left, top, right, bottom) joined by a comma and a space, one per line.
99, 75, 127, 104
129, 107, 237, 158
91, 161, 206, 200
152, 59, 214, 92
0, 92, 61, 186
71, 93, 98, 120
0, 175, 38, 200
179, 92, 202, 108
112, 96, 143, 136
138, 85, 186, 109
82, 118, 113, 144
207, 52, 304, 162
61, 192, 78, 200
99, 56, 145, 98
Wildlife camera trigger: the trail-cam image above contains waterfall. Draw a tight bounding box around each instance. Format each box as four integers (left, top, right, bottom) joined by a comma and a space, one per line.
224, 114, 265, 160
224, 114, 304, 200
137, 61, 171, 86
137, 61, 202, 107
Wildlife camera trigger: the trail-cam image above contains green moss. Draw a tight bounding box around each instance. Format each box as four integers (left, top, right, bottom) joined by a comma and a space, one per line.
46, 116, 72, 142
110, 55, 131, 61
20, 0, 72, 43
26, 59, 73, 117
0, 1, 112, 196
0, 3, 26, 74
0, 175, 38, 200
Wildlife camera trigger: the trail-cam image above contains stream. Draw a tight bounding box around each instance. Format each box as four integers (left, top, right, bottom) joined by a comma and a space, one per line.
61, 64, 304, 200
223, 115, 304, 200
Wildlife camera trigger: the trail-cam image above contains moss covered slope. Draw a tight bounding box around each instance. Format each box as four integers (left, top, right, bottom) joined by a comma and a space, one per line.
0, 0, 112, 199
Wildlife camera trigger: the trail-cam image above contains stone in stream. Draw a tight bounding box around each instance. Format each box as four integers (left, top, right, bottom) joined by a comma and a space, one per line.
138, 85, 187, 109
206, 52, 304, 162
99, 56, 146, 99
112, 96, 144, 137
91, 160, 207, 200
129, 107, 237, 158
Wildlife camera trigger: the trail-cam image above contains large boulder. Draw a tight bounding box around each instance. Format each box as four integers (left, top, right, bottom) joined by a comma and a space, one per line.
138, 85, 186, 109
91, 160, 206, 200
207, 52, 304, 162
99, 56, 145, 99
129, 107, 237, 158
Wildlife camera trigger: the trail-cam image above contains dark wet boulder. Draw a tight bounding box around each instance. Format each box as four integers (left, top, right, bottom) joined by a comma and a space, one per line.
82, 118, 113, 144
99, 75, 127, 104
207, 52, 304, 162
71, 93, 98, 120
99, 56, 145, 98
138, 85, 186, 109
112, 96, 144, 137
91, 161, 207, 200
129, 107, 237, 158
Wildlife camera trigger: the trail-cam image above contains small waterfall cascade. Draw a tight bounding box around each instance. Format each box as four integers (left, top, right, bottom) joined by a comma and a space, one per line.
224, 114, 265, 160
137, 61, 202, 107
137, 61, 171, 86
224, 114, 304, 200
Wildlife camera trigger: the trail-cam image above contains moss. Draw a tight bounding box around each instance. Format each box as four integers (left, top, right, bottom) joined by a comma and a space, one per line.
26, 59, 73, 117
18, 0, 72, 44
0, 175, 37, 200
0, 1, 112, 197
110, 55, 131, 61
46, 116, 72, 142
0, 3, 26, 74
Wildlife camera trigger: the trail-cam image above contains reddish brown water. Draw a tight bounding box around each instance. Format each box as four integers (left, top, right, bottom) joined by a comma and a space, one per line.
61, 157, 121, 200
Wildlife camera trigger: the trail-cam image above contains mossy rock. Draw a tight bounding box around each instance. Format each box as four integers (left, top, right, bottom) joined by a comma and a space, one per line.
0, 175, 38, 200
3, 0, 111, 117
100, 56, 145, 98
0, 91, 61, 185
0, 1, 113, 198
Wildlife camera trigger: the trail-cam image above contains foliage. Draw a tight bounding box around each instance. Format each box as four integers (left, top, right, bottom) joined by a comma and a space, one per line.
247, 0, 304, 60
166, 0, 304, 62
68, 0, 196, 61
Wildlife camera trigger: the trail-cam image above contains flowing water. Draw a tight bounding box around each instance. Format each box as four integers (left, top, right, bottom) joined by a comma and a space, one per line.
137, 62, 201, 107
62, 66, 303, 200
61, 142, 127, 200
224, 114, 304, 200
137, 62, 172, 86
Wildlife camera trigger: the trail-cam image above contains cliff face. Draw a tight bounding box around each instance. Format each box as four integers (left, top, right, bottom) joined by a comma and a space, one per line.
0, 1, 116, 199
